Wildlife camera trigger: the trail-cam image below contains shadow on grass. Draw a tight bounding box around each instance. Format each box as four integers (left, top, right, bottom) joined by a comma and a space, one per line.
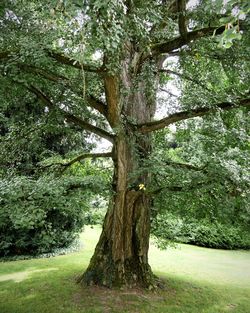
1, 268, 248, 313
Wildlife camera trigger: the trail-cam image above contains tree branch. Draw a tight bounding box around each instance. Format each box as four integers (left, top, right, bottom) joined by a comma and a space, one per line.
27, 85, 114, 143
144, 25, 227, 63
47, 51, 105, 73
0, 50, 104, 73
0, 49, 105, 74
150, 18, 248, 58
64, 152, 112, 167
159, 69, 211, 92
16, 63, 108, 118
138, 98, 250, 133
152, 173, 245, 196
159, 87, 179, 98
18, 64, 69, 82
64, 113, 114, 143
87, 95, 108, 118
43, 152, 113, 171
177, 0, 187, 37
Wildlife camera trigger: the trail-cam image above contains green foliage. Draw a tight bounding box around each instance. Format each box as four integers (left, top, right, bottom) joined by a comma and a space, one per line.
152, 213, 250, 250
149, 112, 250, 251
0, 175, 104, 256
1, 239, 83, 262
148, 107, 250, 230
217, 0, 250, 49
0, 89, 93, 176
0, 0, 249, 264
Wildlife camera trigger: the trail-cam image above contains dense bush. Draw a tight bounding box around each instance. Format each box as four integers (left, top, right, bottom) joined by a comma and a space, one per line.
151, 213, 250, 250
0, 176, 92, 256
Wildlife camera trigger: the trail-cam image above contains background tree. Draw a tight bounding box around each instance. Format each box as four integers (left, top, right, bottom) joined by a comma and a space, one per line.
0, 0, 249, 288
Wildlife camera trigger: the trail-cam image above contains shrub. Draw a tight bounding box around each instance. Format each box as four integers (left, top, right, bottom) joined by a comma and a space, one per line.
0, 176, 90, 256
151, 213, 250, 250
83, 196, 107, 225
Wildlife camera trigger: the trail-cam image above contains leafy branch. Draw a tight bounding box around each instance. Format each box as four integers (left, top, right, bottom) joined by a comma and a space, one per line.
42, 152, 113, 172
0, 50, 105, 74
159, 69, 212, 92
47, 51, 105, 74
8, 80, 114, 143
15, 63, 108, 118
25, 84, 114, 143
138, 98, 250, 133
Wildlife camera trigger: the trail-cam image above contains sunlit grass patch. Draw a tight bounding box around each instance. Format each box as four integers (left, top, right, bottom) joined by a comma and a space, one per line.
0, 226, 250, 313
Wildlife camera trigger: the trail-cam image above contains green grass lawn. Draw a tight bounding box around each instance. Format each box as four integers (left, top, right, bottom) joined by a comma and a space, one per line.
0, 226, 250, 313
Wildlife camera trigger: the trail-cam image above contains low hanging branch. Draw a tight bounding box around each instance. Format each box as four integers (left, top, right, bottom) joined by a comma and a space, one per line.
27, 85, 114, 143
138, 98, 250, 133
43, 152, 113, 172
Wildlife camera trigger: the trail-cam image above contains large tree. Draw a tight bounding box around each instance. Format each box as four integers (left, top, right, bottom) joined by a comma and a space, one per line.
0, 0, 249, 288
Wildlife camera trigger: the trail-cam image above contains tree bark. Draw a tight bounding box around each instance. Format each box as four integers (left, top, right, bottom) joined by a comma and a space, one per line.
77, 130, 158, 288
78, 47, 163, 289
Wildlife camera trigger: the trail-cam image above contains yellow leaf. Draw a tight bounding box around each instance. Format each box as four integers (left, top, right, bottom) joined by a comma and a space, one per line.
139, 184, 146, 191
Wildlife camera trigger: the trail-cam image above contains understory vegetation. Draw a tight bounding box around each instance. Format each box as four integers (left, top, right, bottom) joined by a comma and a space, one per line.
0, 171, 108, 257
152, 213, 250, 250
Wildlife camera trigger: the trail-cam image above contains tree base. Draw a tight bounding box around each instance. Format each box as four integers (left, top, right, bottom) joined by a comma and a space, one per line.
77, 188, 160, 290
77, 257, 164, 290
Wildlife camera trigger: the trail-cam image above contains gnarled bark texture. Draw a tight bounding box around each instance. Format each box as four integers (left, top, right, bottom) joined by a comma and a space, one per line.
78, 135, 155, 288
78, 46, 163, 289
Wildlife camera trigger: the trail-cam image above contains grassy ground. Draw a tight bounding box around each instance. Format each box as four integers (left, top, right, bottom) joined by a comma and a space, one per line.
0, 226, 250, 313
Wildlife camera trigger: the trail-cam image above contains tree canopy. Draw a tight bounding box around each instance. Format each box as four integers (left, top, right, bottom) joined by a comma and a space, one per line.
0, 0, 249, 289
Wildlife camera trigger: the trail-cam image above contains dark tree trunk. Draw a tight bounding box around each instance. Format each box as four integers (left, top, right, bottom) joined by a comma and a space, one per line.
78, 133, 157, 288
78, 47, 164, 289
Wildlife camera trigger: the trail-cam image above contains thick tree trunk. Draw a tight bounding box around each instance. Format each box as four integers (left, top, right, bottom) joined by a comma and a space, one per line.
78, 133, 158, 288
78, 48, 164, 289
